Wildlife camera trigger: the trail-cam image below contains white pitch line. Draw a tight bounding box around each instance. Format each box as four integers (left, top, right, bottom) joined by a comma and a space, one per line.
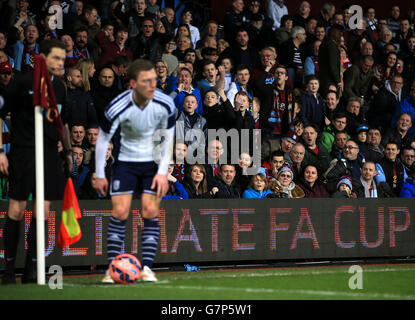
162, 267, 415, 281
153, 284, 415, 300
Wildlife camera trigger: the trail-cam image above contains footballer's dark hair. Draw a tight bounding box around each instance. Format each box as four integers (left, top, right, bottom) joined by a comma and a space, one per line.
39, 39, 66, 56
126, 59, 155, 80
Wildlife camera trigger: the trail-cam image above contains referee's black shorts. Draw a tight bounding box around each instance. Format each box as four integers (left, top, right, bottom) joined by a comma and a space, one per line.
8, 143, 59, 201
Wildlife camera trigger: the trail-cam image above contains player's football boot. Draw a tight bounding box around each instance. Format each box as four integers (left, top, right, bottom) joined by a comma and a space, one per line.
102, 269, 115, 284
140, 266, 158, 282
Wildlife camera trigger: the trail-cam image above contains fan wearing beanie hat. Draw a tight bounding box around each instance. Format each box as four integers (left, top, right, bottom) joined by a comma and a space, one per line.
268, 165, 305, 198
332, 176, 356, 198
355, 124, 369, 144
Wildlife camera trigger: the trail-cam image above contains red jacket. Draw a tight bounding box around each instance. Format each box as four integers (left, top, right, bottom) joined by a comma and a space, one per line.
96, 30, 133, 67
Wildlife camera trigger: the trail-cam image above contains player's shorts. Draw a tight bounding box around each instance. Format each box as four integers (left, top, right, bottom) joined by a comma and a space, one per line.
110, 161, 159, 196
8, 144, 59, 201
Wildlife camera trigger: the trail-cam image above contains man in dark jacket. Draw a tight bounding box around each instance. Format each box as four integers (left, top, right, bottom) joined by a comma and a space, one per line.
375, 141, 407, 196
219, 28, 259, 73
278, 26, 307, 88
353, 161, 394, 198
318, 24, 342, 95
359, 127, 385, 163
324, 139, 366, 193
129, 18, 163, 61
223, 0, 249, 44
368, 75, 406, 130
382, 113, 413, 149
343, 55, 374, 102
213, 164, 242, 198
112, 0, 156, 38
65, 67, 97, 128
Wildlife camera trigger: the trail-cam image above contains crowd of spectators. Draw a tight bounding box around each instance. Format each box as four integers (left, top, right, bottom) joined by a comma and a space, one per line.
1, 0, 415, 200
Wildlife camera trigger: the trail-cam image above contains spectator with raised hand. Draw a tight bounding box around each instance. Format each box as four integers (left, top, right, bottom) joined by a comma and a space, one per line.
96, 24, 133, 67
169, 66, 203, 115
163, 162, 189, 199
112, 0, 155, 38
204, 88, 236, 131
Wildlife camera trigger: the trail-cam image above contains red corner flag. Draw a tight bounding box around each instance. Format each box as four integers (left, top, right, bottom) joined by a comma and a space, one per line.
58, 178, 82, 249
33, 54, 64, 137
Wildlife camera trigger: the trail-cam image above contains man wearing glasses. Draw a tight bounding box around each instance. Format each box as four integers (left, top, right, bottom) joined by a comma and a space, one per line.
400, 146, 415, 174
370, 74, 406, 130
324, 139, 366, 194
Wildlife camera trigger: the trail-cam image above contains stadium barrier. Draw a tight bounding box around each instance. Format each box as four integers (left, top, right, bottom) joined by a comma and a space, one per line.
0, 198, 414, 268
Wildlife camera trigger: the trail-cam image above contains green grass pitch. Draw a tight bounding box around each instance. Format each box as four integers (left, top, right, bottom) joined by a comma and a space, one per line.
1, 264, 415, 300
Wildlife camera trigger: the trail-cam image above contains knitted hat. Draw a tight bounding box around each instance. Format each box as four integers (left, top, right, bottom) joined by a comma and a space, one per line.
337, 176, 353, 191
281, 130, 299, 145
276, 165, 294, 179
356, 124, 369, 134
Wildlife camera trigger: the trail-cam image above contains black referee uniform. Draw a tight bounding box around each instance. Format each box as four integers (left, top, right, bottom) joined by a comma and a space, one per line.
0, 71, 67, 284
0, 71, 67, 201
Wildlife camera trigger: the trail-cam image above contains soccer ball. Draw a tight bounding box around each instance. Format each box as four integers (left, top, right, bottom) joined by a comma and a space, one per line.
109, 253, 142, 284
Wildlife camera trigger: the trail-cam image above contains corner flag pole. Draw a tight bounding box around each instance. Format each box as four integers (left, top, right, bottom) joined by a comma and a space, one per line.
35, 106, 46, 285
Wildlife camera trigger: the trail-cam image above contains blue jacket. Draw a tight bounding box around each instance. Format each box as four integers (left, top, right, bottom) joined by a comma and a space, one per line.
400, 178, 415, 197
163, 180, 189, 199
242, 187, 274, 199
168, 75, 204, 115
392, 96, 415, 135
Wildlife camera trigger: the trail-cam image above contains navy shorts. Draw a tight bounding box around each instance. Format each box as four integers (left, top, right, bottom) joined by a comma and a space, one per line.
110, 161, 158, 196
